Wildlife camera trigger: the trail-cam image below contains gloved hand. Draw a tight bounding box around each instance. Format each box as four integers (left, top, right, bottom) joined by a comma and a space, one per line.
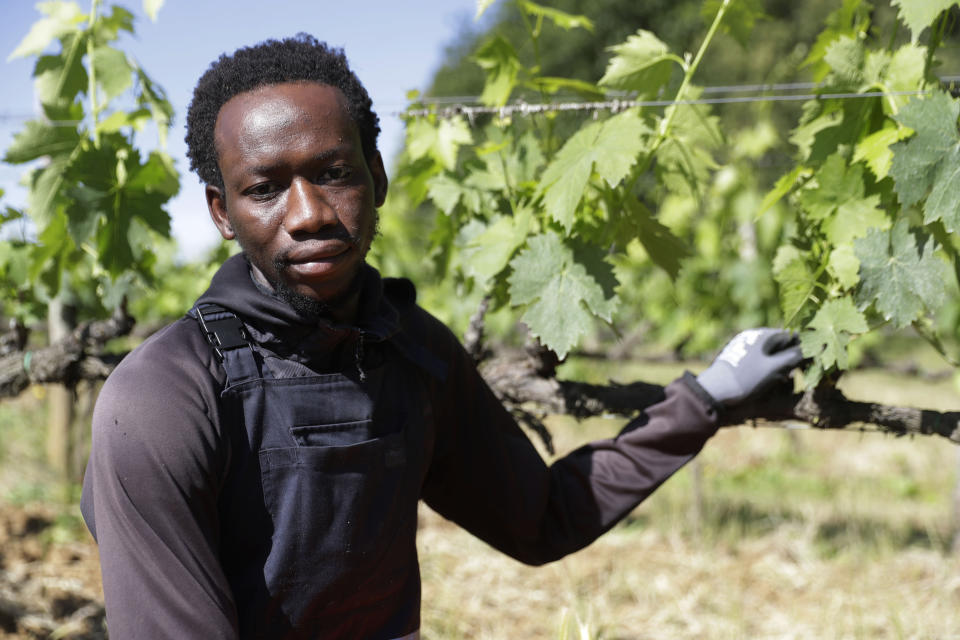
696, 328, 803, 407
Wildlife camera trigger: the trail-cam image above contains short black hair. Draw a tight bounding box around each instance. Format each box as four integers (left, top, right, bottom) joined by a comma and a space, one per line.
185, 33, 381, 188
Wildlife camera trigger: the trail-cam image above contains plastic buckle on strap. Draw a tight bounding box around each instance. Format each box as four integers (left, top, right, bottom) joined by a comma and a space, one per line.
196, 307, 249, 362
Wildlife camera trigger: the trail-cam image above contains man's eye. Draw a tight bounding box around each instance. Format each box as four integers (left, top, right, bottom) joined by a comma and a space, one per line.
247, 183, 278, 197
323, 166, 352, 181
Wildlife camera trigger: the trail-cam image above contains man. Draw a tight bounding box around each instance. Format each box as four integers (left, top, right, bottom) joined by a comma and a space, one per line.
81, 34, 802, 639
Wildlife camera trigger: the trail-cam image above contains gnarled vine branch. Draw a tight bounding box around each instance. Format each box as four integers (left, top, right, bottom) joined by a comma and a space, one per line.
0, 305, 133, 399
480, 351, 960, 445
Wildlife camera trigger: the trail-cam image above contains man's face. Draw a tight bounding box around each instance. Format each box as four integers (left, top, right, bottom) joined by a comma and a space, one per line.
206, 82, 387, 310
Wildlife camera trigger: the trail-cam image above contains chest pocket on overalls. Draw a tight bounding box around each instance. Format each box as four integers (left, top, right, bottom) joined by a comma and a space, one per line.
237, 362, 425, 626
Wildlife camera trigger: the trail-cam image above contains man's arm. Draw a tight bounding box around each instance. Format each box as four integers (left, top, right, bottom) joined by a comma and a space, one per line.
420, 318, 800, 565
81, 321, 238, 639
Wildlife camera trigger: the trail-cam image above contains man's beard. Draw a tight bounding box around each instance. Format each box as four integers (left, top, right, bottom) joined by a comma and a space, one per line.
246, 213, 379, 322
271, 259, 364, 321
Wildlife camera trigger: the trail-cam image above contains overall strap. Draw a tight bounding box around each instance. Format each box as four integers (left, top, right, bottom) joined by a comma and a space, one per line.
191, 303, 260, 387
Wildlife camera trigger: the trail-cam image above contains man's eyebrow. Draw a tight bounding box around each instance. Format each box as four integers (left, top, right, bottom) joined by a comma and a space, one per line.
244, 147, 350, 175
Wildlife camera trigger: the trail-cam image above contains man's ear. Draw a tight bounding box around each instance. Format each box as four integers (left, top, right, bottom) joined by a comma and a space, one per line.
368, 151, 388, 207
206, 184, 235, 240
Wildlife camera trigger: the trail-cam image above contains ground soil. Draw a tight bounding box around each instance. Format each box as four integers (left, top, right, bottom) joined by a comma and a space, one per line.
0, 504, 104, 639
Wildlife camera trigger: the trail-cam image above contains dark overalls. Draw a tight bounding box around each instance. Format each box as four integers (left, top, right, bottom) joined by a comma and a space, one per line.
194, 302, 441, 639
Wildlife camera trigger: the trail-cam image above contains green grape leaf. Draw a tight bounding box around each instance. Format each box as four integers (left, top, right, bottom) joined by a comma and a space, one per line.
459, 207, 532, 286
598, 30, 682, 96
703, 0, 765, 47
828, 245, 861, 289
95, 205, 133, 277
518, 1, 593, 31
4, 120, 81, 163
0, 241, 32, 286
92, 45, 133, 101
30, 208, 72, 286
855, 221, 949, 327
853, 126, 910, 180
473, 36, 520, 107
142, 0, 165, 21
824, 194, 888, 245
823, 36, 864, 86
655, 101, 721, 197
800, 296, 868, 372
98, 5, 135, 39
623, 196, 688, 279
407, 116, 473, 171
881, 44, 926, 96
2, 207, 23, 224
789, 102, 841, 161
508, 130, 546, 185
426, 174, 464, 214
34, 44, 88, 106
760, 166, 806, 214
891, 0, 960, 42
96, 108, 152, 135
133, 65, 174, 146
538, 110, 649, 232
890, 92, 960, 231
127, 150, 179, 199
426, 173, 487, 215
525, 77, 604, 99
64, 184, 107, 244
476, 0, 497, 19
28, 158, 70, 227
773, 245, 818, 327
797, 153, 863, 220
803, 0, 869, 79
8, 1, 85, 60
508, 232, 618, 358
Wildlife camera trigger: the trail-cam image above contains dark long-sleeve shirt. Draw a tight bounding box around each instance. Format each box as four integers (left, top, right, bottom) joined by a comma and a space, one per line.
81, 254, 719, 638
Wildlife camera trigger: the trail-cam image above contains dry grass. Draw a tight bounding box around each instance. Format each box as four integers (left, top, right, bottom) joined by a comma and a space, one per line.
418, 365, 960, 639
5, 361, 960, 638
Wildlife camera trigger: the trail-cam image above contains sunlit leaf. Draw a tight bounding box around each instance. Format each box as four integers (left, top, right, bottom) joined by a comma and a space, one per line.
760, 166, 806, 214
823, 35, 864, 87
508, 232, 618, 358
828, 245, 860, 289
702, 0, 766, 47
97, 5, 135, 40
33, 38, 88, 106
800, 296, 868, 376
4, 120, 81, 164
824, 194, 888, 245
142, 0, 165, 21
538, 110, 649, 231
8, 1, 84, 60
459, 208, 532, 285
599, 30, 682, 96
407, 116, 473, 171
773, 245, 819, 327
891, 0, 959, 42
473, 36, 520, 107
518, 1, 593, 31
93, 45, 133, 101
525, 76, 604, 99
853, 126, 909, 180
96, 108, 152, 134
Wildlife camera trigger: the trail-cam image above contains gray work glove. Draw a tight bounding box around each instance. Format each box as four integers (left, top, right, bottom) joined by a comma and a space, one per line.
696, 328, 803, 407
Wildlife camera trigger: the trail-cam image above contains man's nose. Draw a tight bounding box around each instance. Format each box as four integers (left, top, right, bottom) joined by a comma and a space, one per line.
283, 178, 337, 234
